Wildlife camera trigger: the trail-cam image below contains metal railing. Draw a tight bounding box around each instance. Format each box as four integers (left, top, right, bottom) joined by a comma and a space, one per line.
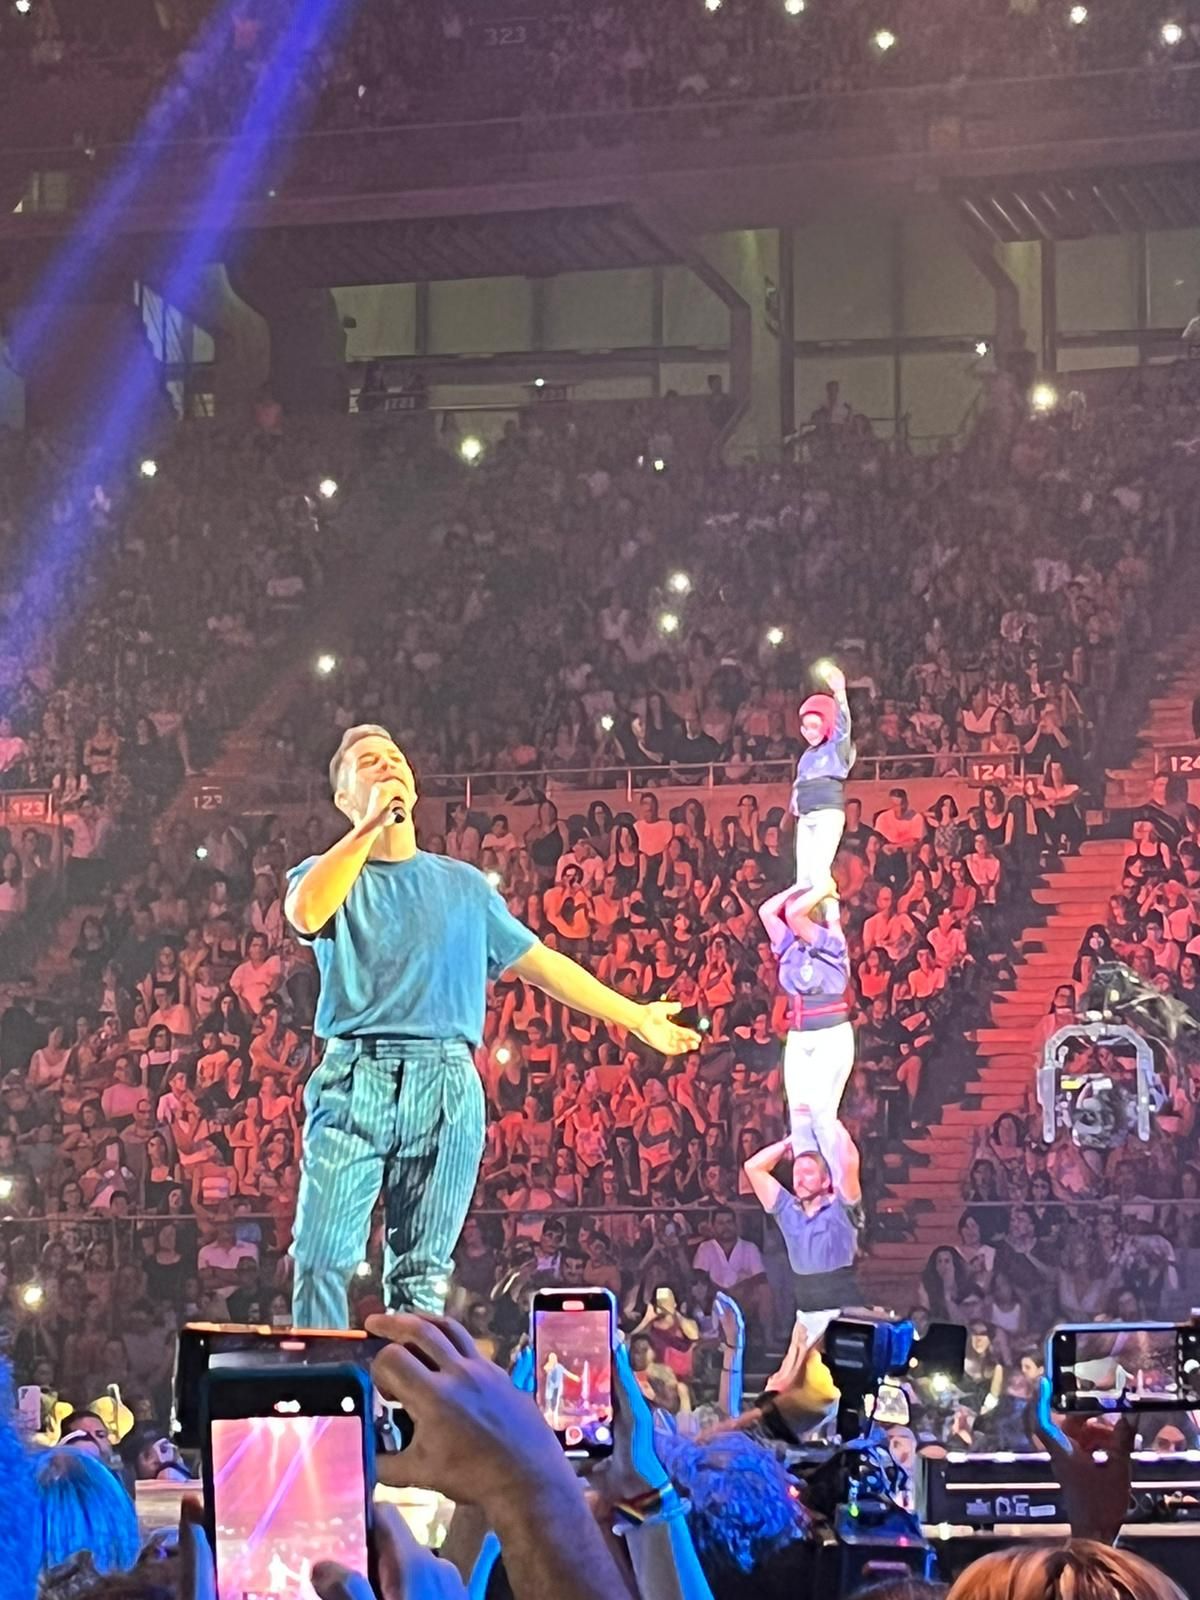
186, 752, 1027, 816
9, 59, 1200, 214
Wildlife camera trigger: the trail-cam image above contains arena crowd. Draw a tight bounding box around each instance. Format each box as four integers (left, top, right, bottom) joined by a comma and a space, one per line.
0, 356, 1189, 1487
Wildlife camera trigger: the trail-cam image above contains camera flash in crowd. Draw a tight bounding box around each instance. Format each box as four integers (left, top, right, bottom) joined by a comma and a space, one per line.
668, 571, 691, 595
1068, 4, 1088, 23
316, 652, 338, 675
533, 377, 545, 388
195, 845, 209, 861
485, 869, 503, 888
317, 476, 339, 499
0, 1177, 12, 1202
813, 657, 837, 681
704, 0, 722, 12
974, 339, 990, 357
354, 1262, 373, 1278
20, 1282, 44, 1311
138, 457, 158, 479
1162, 20, 1183, 44
873, 28, 896, 51
460, 436, 484, 464
784, 0, 805, 14
600, 713, 615, 731
659, 611, 680, 635
652, 457, 667, 473
14, 0, 32, 12
495, 1045, 512, 1065
766, 626, 785, 647
1031, 382, 1058, 412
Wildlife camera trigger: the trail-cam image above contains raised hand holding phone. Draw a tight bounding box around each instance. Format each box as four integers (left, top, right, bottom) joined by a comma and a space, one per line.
366, 1312, 630, 1600
1029, 1377, 1136, 1545
588, 1340, 671, 1511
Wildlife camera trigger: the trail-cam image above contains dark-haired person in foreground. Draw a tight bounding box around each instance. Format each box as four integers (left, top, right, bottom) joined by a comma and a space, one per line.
285, 724, 699, 1327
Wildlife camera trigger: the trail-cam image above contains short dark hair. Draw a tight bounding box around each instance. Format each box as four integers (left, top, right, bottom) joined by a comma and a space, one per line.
889, 788, 908, 804
329, 724, 393, 794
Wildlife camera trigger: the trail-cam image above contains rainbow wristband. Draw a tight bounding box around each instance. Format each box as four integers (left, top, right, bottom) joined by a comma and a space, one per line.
613, 1483, 689, 1528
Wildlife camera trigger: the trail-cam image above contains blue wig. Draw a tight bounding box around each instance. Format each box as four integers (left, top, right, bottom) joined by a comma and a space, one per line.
0, 1359, 39, 1600
653, 1429, 808, 1577
33, 1447, 140, 1579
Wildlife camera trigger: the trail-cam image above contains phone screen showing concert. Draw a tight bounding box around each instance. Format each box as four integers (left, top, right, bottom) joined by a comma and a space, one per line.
533, 1305, 614, 1457
210, 1413, 368, 1598
1060, 1326, 1180, 1410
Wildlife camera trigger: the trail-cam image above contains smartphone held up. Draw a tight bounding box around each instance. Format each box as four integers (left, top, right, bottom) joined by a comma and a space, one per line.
201, 1362, 376, 1600
1047, 1321, 1200, 1414
532, 1287, 617, 1461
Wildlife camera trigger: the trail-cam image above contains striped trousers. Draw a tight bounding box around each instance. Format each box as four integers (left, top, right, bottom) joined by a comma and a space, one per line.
291, 1037, 485, 1329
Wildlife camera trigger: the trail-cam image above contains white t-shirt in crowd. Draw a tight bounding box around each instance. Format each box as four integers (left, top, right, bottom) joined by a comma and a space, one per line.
692, 1237, 766, 1289
230, 954, 282, 1015
198, 1239, 259, 1273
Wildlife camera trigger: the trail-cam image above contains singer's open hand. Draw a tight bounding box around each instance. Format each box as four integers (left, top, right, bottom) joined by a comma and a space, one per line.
632, 1000, 702, 1056
364, 778, 413, 833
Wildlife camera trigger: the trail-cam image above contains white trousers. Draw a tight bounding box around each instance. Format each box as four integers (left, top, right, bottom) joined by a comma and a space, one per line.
793, 807, 845, 890
783, 1020, 856, 1152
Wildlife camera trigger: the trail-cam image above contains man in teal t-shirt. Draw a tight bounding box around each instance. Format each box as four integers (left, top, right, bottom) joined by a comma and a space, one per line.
285, 724, 698, 1327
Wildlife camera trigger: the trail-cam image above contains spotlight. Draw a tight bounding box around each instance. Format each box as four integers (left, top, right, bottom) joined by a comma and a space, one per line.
316, 653, 338, 675
974, 339, 990, 357
784, 0, 805, 12
600, 713, 615, 732
659, 611, 680, 635
317, 476, 338, 499
138, 457, 158, 479
766, 626, 785, 647
1162, 20, 1183, 44
195, 845, 209, 861
496, 1045, 512, 1065
873, 28, 897, 50
1068, 3, 1087, 21
652, 457, 667, 473
485, 869, 502, 889
20, 1282, 43, 1310
460, 436, 484, 463
1031, 382, 1059, 412
668, 571, 692, 595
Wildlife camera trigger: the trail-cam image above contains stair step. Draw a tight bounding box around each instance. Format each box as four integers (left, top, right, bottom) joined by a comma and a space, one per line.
1030, 885, 1114, 905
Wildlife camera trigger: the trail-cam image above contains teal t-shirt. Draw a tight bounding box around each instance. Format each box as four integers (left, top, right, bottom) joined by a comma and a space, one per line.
286, 851, 537, 1045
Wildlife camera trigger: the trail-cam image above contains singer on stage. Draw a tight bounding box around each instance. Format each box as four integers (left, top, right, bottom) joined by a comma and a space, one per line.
284, 724, 700, 1328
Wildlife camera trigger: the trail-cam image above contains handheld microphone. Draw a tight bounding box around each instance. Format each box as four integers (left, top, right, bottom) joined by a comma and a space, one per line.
390, 803, 407, 825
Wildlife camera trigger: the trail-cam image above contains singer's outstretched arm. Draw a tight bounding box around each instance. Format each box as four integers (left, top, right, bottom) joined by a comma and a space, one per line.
512, 941, 700, 1056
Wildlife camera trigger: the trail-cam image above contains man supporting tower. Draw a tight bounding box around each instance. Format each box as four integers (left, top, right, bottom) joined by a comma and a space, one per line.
284, 724, 699, 1328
